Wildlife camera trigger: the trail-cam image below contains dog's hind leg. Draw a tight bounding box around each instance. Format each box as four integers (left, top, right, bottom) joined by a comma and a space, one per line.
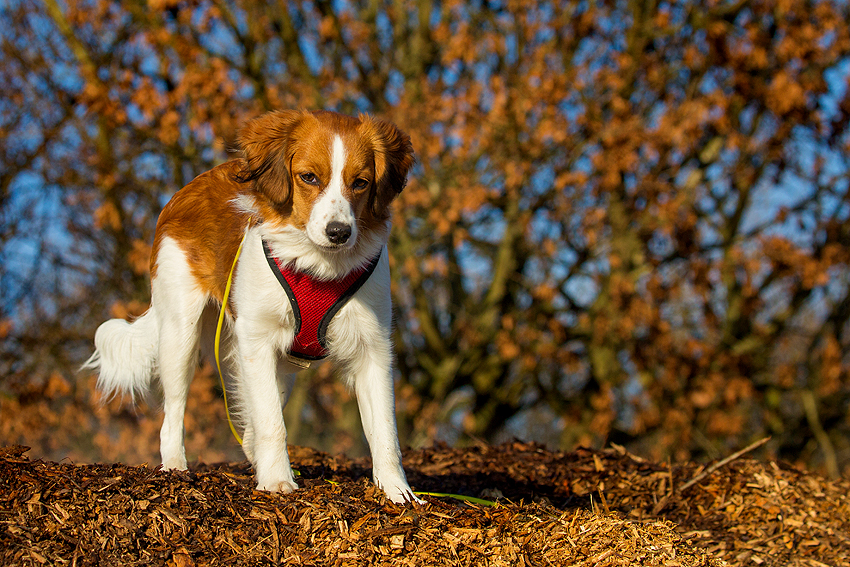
152, 238, 207, 471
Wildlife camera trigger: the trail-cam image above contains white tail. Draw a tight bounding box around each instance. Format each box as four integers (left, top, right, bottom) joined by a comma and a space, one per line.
81, 307, 159, 402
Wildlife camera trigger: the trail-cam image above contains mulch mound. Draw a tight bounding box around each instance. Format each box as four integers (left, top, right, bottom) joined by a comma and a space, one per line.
2, 442, 848, 566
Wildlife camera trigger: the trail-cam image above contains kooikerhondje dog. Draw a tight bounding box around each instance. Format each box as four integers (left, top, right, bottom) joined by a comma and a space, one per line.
84, 110, 419, 503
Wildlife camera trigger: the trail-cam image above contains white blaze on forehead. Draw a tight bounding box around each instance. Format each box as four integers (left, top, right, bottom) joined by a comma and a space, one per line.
330, 135, 346, 193
306, 134, 358, 248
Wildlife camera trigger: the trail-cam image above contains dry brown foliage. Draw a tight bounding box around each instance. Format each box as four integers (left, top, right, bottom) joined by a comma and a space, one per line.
1, 0, 850, 474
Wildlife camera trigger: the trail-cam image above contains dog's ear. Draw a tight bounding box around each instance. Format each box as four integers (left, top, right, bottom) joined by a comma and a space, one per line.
235, 110, 304, 204
360, 115, 415, 219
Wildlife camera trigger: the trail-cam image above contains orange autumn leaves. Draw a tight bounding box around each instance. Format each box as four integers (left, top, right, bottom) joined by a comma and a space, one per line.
1, 0, 849, 475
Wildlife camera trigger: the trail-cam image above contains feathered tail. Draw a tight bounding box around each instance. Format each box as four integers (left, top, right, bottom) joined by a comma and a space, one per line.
81, 307, 159, 401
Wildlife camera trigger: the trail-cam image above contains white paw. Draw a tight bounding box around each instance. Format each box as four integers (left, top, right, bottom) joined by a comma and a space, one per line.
162, 457, 188, 470
256, 478, 298, 493
378, 478, 423, 505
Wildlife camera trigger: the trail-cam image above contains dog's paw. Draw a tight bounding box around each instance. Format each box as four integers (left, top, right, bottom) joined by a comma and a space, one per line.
161, 457, 188, 471
256, 478, 298, 493
378, 478, 423, 505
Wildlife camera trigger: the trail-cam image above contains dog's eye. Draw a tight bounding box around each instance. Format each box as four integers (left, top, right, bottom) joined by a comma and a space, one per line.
299, 173, 319, 185
352, 178, 369, 190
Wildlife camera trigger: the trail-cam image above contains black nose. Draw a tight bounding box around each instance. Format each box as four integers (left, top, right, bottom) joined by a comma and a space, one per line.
325, 221, 352, 244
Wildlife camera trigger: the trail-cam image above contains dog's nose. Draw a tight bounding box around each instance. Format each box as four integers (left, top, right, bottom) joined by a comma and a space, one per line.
325, 221, 352, 245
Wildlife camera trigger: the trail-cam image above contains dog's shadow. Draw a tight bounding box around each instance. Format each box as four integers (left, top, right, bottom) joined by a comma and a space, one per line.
404, 469, 581, 508
304, 460, 580, 508
196, 456, 587, 510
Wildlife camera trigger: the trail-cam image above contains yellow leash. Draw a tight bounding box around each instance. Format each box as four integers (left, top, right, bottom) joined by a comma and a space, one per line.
215, 224, 251, 446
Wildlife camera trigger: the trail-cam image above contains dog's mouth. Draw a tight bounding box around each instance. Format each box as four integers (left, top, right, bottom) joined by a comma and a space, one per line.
316, 242, 349, 253
310, 232, 358, 254
304, 221, 359, 254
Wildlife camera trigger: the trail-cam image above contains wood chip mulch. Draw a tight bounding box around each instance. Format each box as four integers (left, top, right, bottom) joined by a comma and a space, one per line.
2, 442, 848, 566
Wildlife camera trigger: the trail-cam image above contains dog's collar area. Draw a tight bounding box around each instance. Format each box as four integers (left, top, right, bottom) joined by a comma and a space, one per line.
261, 239, 381, 365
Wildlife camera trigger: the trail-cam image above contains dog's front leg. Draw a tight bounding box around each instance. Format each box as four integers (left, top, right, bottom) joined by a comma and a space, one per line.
240, 366, 297, 466
235, 326, 298, 493
352, 355, 421, 504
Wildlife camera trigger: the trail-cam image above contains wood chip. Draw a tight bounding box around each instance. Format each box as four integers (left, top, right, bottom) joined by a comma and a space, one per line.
1, 442, 847, 566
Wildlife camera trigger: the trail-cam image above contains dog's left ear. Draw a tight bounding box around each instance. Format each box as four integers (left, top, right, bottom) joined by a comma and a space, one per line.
235, 110, 305, 205
360, 115, 414, 219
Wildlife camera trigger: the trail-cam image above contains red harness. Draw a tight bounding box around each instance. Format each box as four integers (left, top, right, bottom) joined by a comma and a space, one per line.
262, 240, 381, 363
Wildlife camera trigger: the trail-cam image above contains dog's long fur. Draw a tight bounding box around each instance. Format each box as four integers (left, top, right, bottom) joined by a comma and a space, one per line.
83, 110, 418, 503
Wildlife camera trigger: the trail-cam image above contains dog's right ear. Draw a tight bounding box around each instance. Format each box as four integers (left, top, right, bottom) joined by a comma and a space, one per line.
235, 110, 304, 205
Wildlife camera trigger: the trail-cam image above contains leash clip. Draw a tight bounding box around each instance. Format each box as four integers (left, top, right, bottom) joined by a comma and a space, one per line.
285, 355, 312, 369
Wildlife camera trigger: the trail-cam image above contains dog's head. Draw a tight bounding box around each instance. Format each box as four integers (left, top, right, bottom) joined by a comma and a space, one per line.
235, 110, 414, 251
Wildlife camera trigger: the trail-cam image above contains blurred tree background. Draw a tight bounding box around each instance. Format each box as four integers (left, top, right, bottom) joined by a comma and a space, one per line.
2, 0, 849, 477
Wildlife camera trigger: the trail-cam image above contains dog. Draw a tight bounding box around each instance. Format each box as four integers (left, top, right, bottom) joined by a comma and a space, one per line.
83, 109, 420, 504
